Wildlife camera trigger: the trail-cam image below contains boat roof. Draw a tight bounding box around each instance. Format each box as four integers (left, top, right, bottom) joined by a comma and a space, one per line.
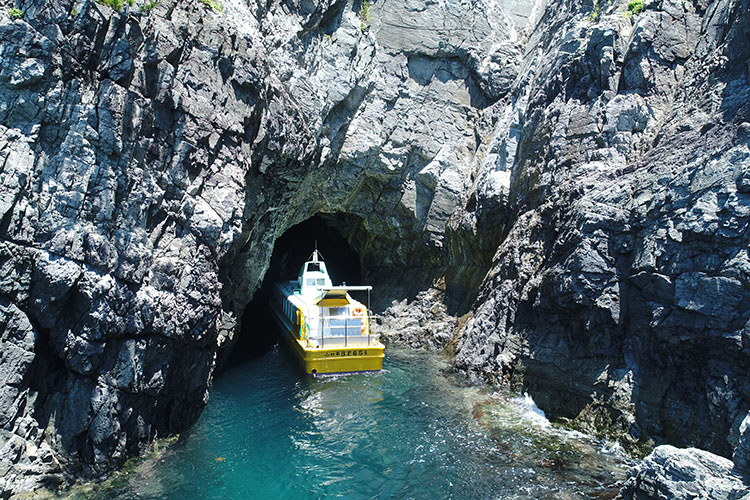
276, 245, 373, 308
276, 281, 371, 308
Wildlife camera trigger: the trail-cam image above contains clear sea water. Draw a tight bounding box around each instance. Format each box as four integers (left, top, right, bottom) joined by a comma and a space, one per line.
51, 345, 631, 500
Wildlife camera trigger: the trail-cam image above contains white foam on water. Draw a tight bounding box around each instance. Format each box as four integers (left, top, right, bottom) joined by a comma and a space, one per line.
564, 430, 588, 440
515, 393, 551, 428
601, 440, 624, 455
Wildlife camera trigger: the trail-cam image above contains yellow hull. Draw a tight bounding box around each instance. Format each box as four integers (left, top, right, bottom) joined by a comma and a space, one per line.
270, 284, 384, 376
283, 328, 384, 375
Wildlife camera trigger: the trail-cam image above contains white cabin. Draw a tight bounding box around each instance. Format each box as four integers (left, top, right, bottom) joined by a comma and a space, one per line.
298, 250, 333, 296
272, 250, 375, 348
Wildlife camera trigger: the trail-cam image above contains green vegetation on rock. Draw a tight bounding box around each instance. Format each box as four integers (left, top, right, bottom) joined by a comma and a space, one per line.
96, 0, 124, 10
587, 0, 601, 21
627, 0, 644, 16
141, 1, 156, 12
94, 0, 137, 11
16, 436, 180, 500
558, 402, 654, 459
200, 0, 223, 12
8, 7, 23, 18
360, 0, 371, 22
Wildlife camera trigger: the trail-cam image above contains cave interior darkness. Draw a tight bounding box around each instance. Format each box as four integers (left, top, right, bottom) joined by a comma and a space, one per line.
226, 214, 365, 366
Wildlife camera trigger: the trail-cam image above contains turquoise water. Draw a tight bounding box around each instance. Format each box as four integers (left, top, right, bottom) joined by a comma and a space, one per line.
56, 346, 630, 499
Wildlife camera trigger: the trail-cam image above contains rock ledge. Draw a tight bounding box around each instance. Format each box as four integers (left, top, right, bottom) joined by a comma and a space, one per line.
617, 446, 750, 500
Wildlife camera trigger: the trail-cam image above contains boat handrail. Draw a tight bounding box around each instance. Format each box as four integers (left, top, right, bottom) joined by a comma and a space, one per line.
299, 311, 379, 348
310, 313, 370, 320
303, 314, 384, 322
301, 313, 374, 321
305, 332, 381, 338
318, 286, 373, 291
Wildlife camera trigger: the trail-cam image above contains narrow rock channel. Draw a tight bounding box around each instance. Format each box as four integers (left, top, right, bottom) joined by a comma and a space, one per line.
0, 0, 748, 497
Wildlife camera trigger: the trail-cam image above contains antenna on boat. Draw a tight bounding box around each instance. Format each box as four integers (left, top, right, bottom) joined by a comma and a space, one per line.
311, 241, 324, 262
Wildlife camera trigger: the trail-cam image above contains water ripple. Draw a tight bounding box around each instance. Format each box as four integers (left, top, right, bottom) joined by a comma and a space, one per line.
50, 345, 630, 500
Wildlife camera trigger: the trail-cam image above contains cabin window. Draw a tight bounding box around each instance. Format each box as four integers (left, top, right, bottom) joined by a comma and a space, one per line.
307, 263, 321, 272
327, 307, 347, 317
317, 278, 326, 286
307, 279, 316, 286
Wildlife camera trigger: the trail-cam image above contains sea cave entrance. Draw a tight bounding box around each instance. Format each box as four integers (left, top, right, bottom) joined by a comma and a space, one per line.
227, 213, 365, 365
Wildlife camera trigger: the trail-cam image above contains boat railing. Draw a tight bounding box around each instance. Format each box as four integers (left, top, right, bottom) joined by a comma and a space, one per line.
301, 313, 380, 348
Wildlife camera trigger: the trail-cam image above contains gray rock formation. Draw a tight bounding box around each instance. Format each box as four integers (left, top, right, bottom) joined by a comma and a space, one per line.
453, 0, 750, 461
0, 0, 519, 494
734, 412, 750, 473
617, 445, 750, 500
0, 0, 748, 496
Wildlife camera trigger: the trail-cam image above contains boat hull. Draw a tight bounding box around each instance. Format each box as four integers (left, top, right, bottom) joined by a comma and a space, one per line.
271, 304, 384, 375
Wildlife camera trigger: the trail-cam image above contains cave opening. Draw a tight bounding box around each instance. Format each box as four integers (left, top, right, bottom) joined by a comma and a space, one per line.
225, 213, 365, 366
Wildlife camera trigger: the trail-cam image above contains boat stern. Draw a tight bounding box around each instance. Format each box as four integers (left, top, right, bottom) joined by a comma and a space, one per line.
297, 342, 385, 376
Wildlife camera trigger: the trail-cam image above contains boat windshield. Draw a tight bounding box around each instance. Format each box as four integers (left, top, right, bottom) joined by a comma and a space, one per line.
327, 307, 348, 317
307, 262, 321, 272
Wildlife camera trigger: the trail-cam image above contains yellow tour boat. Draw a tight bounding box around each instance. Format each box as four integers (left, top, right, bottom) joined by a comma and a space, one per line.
270, 248, 385, 375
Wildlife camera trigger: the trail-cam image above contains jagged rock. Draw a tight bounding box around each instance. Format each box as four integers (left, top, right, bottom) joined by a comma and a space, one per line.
377, 286, 458, 350
0, 298, 35, 429
0, 0, 748, 496
617, 445, 750, 500
735, 413, 750, 473
453, 0, 750, 460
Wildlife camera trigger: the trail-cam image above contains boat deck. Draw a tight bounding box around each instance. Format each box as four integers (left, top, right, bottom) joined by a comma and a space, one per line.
271, 280, 384, 375
276, 281, 378, 349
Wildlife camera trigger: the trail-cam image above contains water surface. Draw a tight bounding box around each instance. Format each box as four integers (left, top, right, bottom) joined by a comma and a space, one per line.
54, 345, 630, 499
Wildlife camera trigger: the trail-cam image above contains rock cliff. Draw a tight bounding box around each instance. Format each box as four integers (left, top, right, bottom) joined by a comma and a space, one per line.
0, 0, 747, 495
453, 0, 750, 460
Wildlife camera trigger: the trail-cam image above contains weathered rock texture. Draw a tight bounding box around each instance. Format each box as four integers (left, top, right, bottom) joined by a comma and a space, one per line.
453, 0, 750, 461
0, 0, 748, 495
617, 445, 750, 500
734, 412, 750, 473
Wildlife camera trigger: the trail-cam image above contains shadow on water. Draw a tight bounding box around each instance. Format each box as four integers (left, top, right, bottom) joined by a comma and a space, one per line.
223, 214, 364, 369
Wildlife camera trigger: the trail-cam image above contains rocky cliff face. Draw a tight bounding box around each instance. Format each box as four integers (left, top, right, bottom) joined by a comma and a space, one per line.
453, 0, 750, 459
0, 0, 518, 493
0, 0, 748, 495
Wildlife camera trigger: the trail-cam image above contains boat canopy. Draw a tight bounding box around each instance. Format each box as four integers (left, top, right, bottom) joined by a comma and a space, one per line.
315, 288, 349, 306
314, 286, 373, 306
